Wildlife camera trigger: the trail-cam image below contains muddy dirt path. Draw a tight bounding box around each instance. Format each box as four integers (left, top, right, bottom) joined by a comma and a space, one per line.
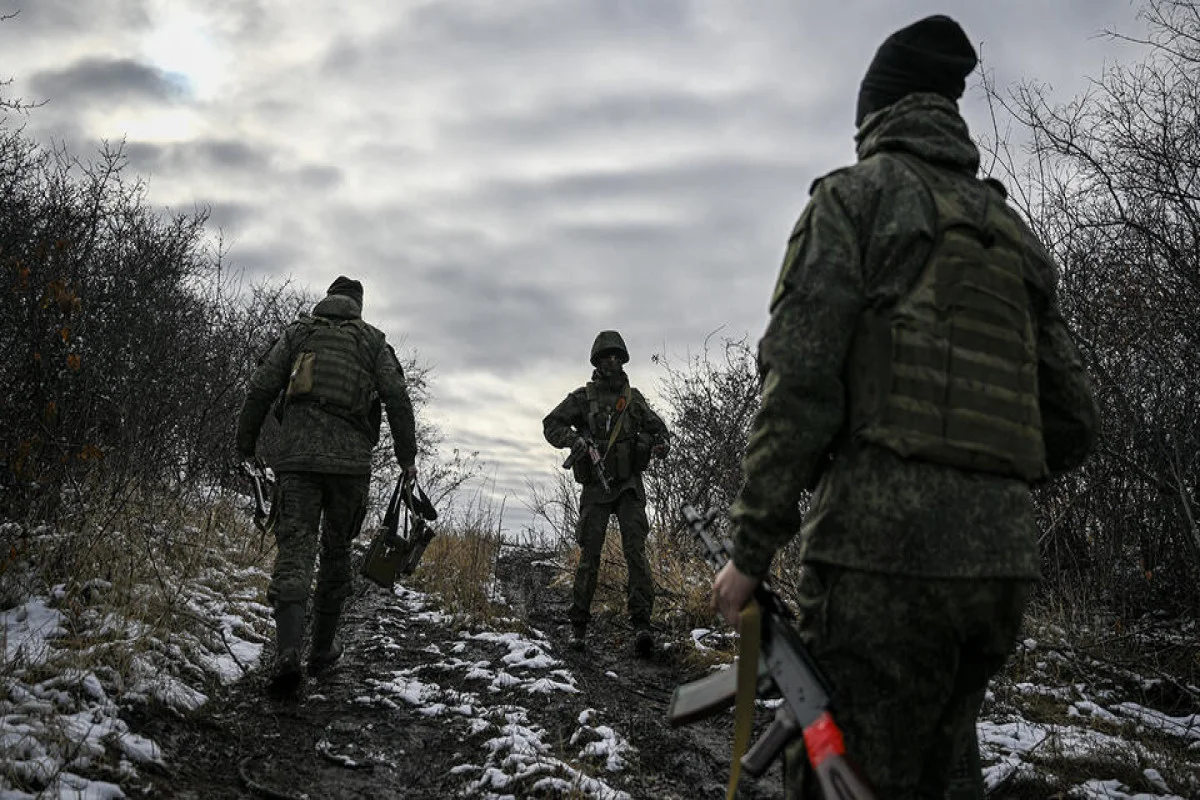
135, 548, 784, 799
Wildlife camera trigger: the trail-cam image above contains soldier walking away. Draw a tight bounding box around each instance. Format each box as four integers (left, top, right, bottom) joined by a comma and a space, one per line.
543, 331, 670, 657
710, 16, 1100, 799
236, 276, 418, 698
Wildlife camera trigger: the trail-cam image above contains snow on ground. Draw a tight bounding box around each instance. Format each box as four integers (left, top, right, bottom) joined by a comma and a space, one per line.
3, 523, 1199, 799
357, 585, 631, 800
0, 545, 272, 800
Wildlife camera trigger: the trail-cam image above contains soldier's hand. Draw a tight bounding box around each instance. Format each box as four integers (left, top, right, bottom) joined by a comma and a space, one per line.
651, 442, 668, 458
712, 561, 760, 629
402, 464, 418, 483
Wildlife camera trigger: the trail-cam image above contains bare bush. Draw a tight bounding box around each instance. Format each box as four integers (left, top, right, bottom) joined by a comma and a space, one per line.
643, 335, 761, 545
979, 0, 1200, 613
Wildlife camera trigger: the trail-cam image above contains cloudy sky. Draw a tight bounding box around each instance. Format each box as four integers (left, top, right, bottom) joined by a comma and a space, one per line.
1, 0, 1144, 533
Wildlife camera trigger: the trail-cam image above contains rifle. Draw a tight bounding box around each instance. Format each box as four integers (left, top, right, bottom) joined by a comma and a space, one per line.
668, 505, 877, 798
562, 437, 612, 495
241, 458, 278, 538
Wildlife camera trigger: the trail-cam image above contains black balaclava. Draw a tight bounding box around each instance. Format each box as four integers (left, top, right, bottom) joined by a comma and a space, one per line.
855, 15, 978, 127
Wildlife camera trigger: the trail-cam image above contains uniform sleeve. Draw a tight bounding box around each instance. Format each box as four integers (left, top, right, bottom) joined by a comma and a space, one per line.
1028, 246, 1100, 477
376, 341, 417, 468
728, 178, 867, 578
543, 391, 584, 449
235, 331, 294, 458
634, 389, 670, 454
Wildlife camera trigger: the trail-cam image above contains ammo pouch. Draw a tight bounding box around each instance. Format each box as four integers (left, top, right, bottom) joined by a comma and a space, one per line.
612, 440, 633, 481
632, 433, 654, 474
286, 351, 316, 397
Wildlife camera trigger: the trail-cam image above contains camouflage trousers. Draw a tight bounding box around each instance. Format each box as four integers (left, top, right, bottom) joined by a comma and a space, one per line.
782, 564, 1032, 800
268, 471, 369, 614
568, 490, 654, 628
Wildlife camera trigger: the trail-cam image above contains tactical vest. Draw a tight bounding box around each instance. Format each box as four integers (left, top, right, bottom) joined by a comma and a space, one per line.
577, 383, 649, 483
845, 154, 1047, 482
284, 316, 382, 437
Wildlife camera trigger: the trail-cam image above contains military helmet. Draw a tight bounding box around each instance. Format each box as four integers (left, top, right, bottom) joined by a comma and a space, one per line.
590, 330, 629, 366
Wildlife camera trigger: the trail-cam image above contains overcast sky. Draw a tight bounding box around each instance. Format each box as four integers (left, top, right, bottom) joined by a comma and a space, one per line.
1, 0, 1145, 534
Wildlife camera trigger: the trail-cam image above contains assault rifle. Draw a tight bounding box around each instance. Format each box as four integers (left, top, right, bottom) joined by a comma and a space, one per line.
241, 458, 277, 536
562, 437, 612, 495
668, 505, 877, 798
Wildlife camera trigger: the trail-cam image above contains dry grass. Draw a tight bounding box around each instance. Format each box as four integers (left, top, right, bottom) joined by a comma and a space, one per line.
984, 596, 1200, 798
410, 489, 511, 629
2, 483, 273, 686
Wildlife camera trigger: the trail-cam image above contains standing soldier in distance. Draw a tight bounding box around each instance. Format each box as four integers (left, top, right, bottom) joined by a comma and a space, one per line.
711, 16, 1100, 798
237, 276, 418, 697
544, 331, 670, 656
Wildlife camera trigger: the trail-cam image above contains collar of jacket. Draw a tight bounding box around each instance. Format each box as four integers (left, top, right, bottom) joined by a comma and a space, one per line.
854, 93, 980, 175
590, 368, 629, 390
312, 293, 362, 320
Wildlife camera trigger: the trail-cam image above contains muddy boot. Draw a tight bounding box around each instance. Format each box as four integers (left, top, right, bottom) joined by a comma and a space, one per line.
568, 623, 587, 652
633, 625, 655, 658
307, 609, 343, 676
267, 602, 305, 698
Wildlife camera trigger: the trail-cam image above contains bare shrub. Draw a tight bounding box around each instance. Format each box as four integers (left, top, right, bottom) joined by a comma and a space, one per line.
979, 0, 1200, 613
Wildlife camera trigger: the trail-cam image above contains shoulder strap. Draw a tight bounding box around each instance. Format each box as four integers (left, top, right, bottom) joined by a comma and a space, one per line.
602, 386, 634, 457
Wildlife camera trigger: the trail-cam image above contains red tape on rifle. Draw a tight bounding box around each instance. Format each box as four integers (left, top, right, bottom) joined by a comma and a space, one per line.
803, 711, 847, 766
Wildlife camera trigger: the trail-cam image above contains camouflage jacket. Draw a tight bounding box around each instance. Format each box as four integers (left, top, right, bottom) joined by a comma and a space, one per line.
236, 294, 417, 475
729, 94, 1099, 580
543, 371, 670, 505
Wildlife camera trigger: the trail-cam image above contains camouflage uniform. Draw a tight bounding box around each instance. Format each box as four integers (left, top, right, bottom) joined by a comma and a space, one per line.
728, 93, 1099, 798
543, 331, 670, 640
237, 281, 416, 690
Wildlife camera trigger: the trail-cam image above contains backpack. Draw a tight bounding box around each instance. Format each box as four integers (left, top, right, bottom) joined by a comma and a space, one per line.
845, 154, 1047, 482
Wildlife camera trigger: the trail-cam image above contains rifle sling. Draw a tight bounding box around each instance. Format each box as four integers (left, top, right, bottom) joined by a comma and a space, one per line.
728, 598, 762, 800
601, 387, 633, 459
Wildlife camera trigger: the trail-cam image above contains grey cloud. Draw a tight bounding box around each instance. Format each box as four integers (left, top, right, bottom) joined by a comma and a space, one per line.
296, 165, 343, 190
122, 138, 272, 175
30, 57, 189, 107
2, 0, 148, 36
403, 0, 696, 56
199, 201, 258, 236
226, 240, 305, 282
446, 87, 836, 152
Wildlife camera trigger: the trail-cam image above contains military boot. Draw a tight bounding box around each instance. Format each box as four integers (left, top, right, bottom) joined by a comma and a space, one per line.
307, 608, 343, 676
633, 625, 655, 658
267, 602, 305, 698
568, 623, 587, 652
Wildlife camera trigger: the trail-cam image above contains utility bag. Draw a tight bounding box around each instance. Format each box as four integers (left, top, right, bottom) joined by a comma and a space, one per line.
360, 477, 439, 590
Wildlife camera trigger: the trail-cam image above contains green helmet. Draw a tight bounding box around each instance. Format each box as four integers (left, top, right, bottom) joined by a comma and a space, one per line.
590, 330, 629, 366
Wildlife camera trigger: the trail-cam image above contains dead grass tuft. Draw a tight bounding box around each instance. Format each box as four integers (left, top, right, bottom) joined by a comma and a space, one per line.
410, 489, 511, 629
2, 483, 273, 687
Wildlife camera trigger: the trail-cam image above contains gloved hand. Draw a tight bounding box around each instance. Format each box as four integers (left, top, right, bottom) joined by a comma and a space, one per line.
651, 441, 669, 458
402, 464, 418, 483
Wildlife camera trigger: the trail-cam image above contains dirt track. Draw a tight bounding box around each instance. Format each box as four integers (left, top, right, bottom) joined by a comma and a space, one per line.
133, 549, 785, 799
